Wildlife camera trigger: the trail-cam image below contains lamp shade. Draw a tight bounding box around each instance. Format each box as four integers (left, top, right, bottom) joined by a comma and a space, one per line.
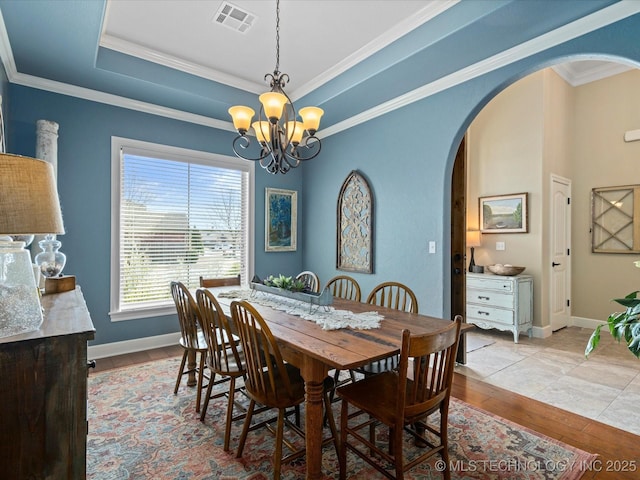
0, 153, 65, 235
252, 121, 271, 143
466, 230, 481, 248
259, 92, 287, 122
299, 106, 323, 134
286, 121, 305, 144
228, 106, 255, 133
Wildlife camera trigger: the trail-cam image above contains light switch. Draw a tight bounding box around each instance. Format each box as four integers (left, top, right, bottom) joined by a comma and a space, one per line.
496, 241, 505, 251
428, 241, 436, 253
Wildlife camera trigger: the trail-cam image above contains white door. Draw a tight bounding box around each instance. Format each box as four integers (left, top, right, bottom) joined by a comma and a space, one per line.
550, 174, 571, 331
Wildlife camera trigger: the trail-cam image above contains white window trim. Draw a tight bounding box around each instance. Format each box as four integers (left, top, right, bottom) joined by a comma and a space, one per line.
109, 136, 255, 321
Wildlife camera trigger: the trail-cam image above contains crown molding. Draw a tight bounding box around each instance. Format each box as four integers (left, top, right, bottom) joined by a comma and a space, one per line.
321, 0, 640, 138
552, 61, 633, 86
99, 33, 266, 95
10, 70, 235, 132
291, 0, 459, 101
1, 1, 638, 137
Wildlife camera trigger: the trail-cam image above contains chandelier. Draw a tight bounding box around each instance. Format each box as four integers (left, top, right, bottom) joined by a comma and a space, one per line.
228, 0, 323, 175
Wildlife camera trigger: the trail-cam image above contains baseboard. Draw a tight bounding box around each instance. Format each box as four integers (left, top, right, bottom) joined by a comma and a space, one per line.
88, 332, 181, 360
531, 325, 553, 338
571, 316, 606, 330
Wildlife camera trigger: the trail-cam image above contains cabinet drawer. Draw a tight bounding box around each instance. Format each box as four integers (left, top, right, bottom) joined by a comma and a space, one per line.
467, 289, 514, 309
466, 304, 514, 325
467, 276, 513, 292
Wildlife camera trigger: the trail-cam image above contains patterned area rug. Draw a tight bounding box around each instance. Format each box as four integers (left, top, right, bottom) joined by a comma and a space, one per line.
87, 357, 597, 479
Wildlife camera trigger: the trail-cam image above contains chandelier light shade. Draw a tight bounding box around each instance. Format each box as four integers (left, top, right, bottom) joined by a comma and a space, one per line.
228, 0, 323, 174
0, 153, 65, 338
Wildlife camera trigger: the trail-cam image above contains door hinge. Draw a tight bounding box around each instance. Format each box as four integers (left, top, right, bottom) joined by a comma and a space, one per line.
567, 197, 571, 205
567, 299, 570, 307
567, 248, 570, 256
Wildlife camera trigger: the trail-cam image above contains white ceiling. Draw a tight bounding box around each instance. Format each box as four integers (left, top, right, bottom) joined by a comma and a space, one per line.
100, 0, 631, 101
100, 0, 454, 99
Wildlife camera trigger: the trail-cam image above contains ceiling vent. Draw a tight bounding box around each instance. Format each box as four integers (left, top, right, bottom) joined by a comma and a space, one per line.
213, 2, 256, 34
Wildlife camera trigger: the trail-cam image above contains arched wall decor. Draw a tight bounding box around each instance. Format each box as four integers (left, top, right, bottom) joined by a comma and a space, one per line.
337, 170, 373, 273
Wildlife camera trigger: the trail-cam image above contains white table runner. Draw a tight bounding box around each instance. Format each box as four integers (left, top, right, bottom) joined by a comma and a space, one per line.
217, 289, 383, 330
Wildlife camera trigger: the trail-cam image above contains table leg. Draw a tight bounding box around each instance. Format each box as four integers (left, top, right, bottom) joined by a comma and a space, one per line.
299, 357, 329, 480
187, 350, 197, 387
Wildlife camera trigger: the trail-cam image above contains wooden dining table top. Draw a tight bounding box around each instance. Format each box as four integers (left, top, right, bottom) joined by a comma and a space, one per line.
214, 293, 466, 369
211, 289, 470, 480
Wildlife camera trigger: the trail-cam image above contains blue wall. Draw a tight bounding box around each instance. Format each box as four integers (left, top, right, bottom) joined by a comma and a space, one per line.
8, 87, 303, 345
301, 13, 640, 319
7, 11, 640, 346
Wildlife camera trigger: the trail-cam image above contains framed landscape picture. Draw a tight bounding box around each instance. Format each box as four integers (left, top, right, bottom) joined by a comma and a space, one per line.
479, 192, 528, 233
265, 188, 297, 251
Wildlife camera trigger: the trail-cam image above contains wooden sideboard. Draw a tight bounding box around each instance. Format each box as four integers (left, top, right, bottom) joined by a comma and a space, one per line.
0, 287, 95, 479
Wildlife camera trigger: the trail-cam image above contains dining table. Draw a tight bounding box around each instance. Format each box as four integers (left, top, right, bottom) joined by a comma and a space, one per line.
207, 288, 470, 480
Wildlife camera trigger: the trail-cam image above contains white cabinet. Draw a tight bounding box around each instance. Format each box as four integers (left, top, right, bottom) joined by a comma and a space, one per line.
466, 273, 533, 343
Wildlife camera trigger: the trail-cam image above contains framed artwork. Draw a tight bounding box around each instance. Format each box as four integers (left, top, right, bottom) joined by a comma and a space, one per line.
337, 170, 373, 273
591, 185, 640, 253
265, 188, 297, 252
479, 192, 528, 233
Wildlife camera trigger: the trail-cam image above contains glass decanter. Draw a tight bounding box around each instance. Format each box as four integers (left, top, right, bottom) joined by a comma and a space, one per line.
35, 234, 66, 278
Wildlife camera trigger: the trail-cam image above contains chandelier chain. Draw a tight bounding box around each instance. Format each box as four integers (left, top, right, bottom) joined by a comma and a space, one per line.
228, 0, 323, 174
275, 0, 280, 73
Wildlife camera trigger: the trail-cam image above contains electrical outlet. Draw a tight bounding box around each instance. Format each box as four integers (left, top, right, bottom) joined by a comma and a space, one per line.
496, 241, 505, 251
428, 241, 436, 253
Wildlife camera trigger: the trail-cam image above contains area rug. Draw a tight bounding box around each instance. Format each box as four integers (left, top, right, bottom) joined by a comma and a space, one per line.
87, 357, 597, 479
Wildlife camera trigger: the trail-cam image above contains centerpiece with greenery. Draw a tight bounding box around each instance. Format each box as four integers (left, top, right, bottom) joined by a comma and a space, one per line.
585, 261, 640, 359
250, 274, 333, 307
263, 274, 307, 292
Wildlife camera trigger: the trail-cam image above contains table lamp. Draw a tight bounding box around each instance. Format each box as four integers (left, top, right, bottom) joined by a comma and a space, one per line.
466, 229, 482, 273
0, 153, 65, 338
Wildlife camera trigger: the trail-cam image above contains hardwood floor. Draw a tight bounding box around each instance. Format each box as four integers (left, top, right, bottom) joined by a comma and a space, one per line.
91, 346, 639, 479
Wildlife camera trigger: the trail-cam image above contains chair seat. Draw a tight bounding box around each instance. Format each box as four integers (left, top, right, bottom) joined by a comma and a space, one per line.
248, 362, 335, 408
338, 371, 442, 427
209, 346, 245, 375
355, 355, 399, 375
179, 330, 209, 351
338, 371, 399, 425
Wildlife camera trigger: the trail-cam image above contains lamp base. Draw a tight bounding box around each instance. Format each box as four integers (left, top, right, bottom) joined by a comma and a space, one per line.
44, 275, 76, 295
470, 265, 485, 273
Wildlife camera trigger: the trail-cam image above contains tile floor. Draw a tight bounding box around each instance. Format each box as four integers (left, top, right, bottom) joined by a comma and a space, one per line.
455, 326, 640, 435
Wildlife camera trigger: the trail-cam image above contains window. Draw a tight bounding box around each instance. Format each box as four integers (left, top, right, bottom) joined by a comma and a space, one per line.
110, 137, 254, 320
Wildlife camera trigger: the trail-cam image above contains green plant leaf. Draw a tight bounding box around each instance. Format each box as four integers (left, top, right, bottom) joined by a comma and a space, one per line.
628, 323, 640, 358
613, 291, 640, 308
585, 325, 602, 358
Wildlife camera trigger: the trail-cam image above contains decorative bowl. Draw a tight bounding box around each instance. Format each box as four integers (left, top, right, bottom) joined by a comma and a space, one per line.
487, 264, 525, 276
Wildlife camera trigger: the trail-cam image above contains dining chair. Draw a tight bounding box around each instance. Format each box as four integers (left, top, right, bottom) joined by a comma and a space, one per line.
353, 281, 419, 377
325, 275, 362, 393
195, 288, 246, 451
170, 281, 209, 413
295, 270, 320, 293
230, 300, 339, 480
199, 274, 241, 288
338, 316, 462, 480
325, 275, 361, 301
366, 281, 418, 314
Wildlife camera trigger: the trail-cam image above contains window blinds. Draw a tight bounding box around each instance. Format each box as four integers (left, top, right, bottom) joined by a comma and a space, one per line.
116, 147, 248, 313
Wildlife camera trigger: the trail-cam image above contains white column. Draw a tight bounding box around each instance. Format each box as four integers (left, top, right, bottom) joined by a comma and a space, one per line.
36, 119, 59, 177
32, 120, 60, 270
